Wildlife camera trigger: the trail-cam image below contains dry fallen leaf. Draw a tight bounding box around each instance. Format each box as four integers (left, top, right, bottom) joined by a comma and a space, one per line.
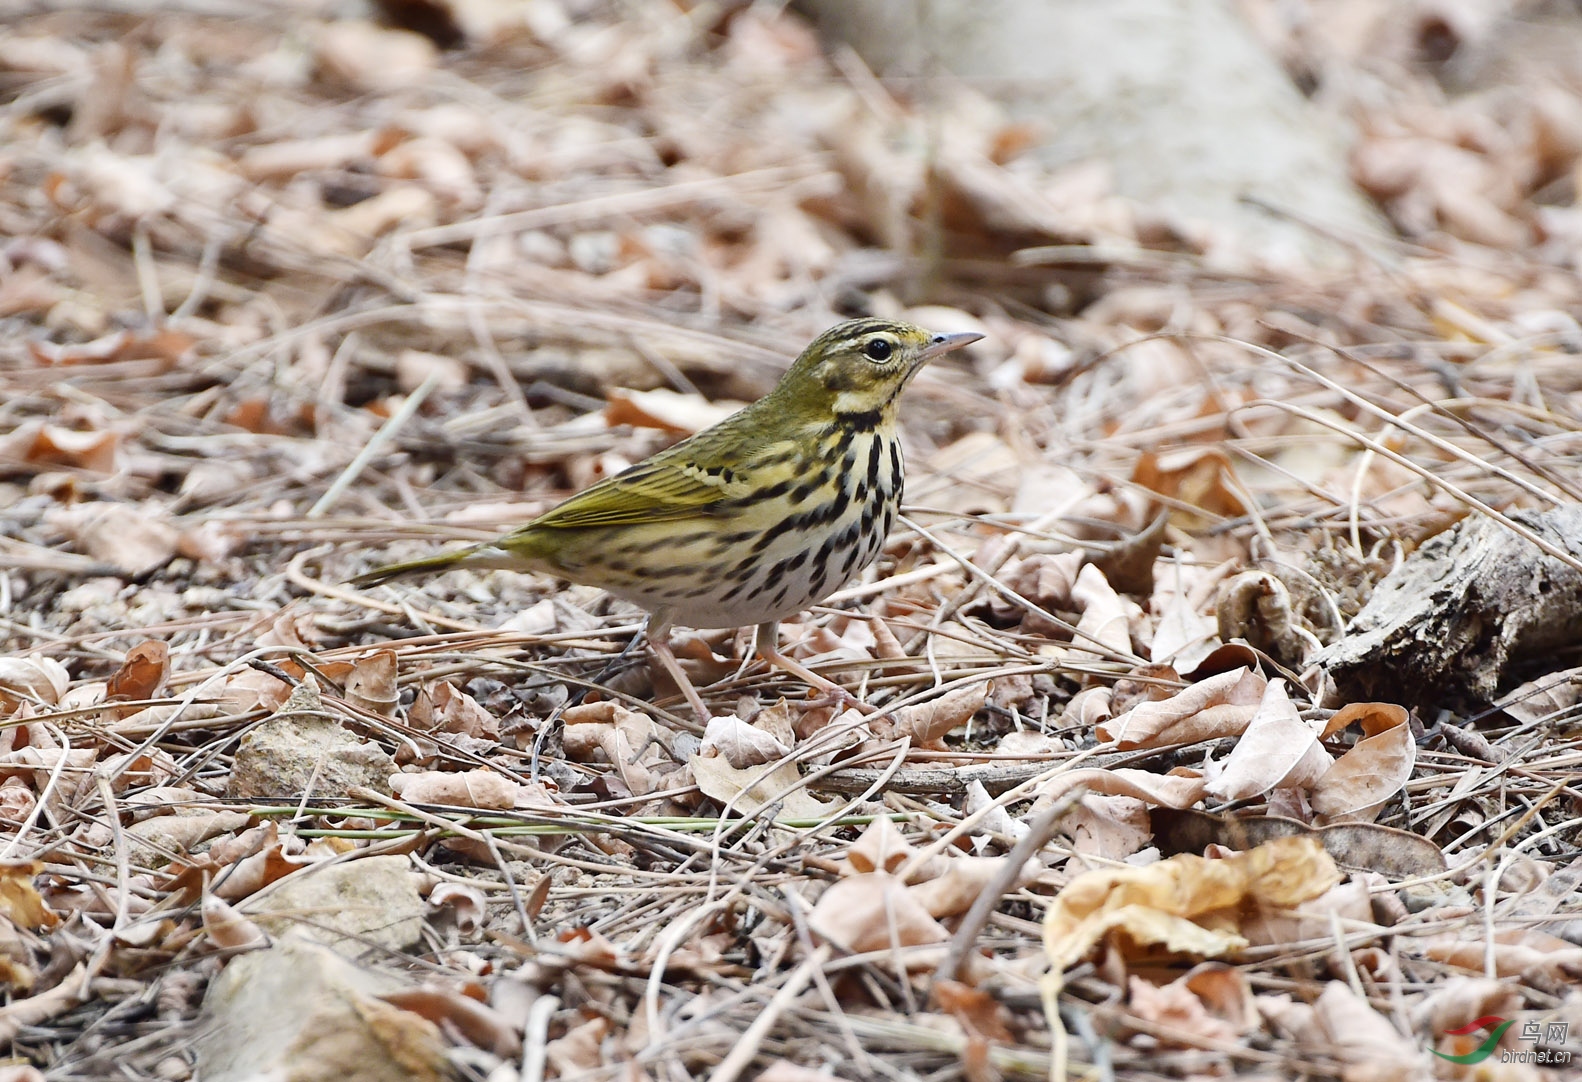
0, 657, 70, 711
866, 682, 987, 748
808, 872, 950, 956
690, 751, 832, 819
315, 21, 438, 92
1206, 679, 1331, 802
1042, 835, 1341, 972
561, 700, 670, 797
605, 387, 742, 435
106, 640, 169, 703
1498, 666, 1582, 725
427, 882, 487, 935
544, 1015, 608, 1077
0, 421, 119, 473
934, 978, 1015, 1043
409, 681, 501, 740
907, 853, 1040, 919
381, 984, 522, 1059
345, 649, 399, 717
389, 770, 519, 810
201, 894, 268, 951
1310, 980, 1422, 1081
843, 815, 914, 875
0, 861, 59, 932
1125, 963, 1258, 1045
1309, 702, 1414, 822
1133, 447, 1249, 526
50, 503, 179, 577
1097, 667, 1266, 748
1420, 927, 1582, 984
699, 712, 792, 768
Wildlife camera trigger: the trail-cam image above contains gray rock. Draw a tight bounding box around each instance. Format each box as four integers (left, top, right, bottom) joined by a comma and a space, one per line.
250, 854, 429, 953
194, 938, 445, 1082
226, 681, 396, 800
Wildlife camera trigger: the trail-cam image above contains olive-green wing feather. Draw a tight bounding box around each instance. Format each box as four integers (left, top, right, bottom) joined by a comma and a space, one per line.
518, 430, 788, 530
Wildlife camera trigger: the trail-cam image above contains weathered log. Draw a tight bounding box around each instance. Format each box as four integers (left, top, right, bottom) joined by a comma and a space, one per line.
1316, 506, 1582, 709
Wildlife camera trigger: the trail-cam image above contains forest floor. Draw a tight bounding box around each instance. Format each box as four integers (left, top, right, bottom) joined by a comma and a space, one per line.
2, 1, 1582, 1080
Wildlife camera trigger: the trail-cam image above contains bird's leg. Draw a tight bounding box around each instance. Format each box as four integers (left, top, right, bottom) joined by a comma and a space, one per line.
645, 616, 713, 722
753, 621, 873, 714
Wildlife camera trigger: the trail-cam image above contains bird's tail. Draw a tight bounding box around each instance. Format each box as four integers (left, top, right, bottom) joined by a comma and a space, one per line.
350, 544, 519, 588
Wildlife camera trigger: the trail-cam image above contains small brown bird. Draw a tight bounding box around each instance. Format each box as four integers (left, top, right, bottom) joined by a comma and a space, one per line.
354, 318, 982, 718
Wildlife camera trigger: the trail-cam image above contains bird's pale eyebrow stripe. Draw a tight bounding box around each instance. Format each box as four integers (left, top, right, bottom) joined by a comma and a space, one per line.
823, 319, 895, 348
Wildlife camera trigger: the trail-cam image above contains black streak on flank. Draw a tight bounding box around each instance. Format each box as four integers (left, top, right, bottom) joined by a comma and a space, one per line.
788, 469, 829, 506
750, 514, 800, 555
741, 479, 792, 505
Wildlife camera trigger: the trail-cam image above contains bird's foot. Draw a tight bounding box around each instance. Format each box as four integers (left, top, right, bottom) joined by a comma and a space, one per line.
646, 630, 713, 723
754, 630, 873, 715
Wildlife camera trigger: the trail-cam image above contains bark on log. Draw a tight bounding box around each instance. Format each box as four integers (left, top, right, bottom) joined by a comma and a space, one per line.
1315, 506, 1582, 710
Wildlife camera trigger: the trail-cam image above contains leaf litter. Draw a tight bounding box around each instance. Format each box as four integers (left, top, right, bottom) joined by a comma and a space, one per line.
2, 0, 1582, 1079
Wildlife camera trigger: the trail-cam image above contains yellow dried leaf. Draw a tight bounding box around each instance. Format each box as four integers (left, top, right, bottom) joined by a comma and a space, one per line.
0, 861, 58, 931
1043, 835, 1340, 972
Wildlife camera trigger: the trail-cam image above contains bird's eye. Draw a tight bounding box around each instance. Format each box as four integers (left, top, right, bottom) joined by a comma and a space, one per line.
863, 338, 894, 362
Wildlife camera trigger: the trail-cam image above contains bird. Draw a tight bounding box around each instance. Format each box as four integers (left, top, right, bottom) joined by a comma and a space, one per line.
352, 317, 983, 719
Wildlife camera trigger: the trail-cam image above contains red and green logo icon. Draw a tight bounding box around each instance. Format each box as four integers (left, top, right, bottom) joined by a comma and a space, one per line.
1433, 1016, 1515, 1064
1434, 1017, 1573, 1065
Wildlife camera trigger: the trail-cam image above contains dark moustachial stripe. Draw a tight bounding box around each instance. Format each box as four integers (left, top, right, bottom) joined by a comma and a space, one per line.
836, 408, 883, 433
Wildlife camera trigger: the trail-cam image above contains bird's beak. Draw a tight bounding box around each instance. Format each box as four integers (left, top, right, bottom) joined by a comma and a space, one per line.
919, 331, 985, 361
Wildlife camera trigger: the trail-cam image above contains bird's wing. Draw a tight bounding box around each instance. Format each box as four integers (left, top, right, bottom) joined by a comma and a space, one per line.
523, 435, 776, 529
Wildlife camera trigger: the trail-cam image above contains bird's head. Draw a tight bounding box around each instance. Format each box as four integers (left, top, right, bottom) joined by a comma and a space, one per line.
772, 318, 983, 423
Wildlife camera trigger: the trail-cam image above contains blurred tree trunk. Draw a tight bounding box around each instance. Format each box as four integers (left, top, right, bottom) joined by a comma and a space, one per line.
798, 0, 1390, 268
